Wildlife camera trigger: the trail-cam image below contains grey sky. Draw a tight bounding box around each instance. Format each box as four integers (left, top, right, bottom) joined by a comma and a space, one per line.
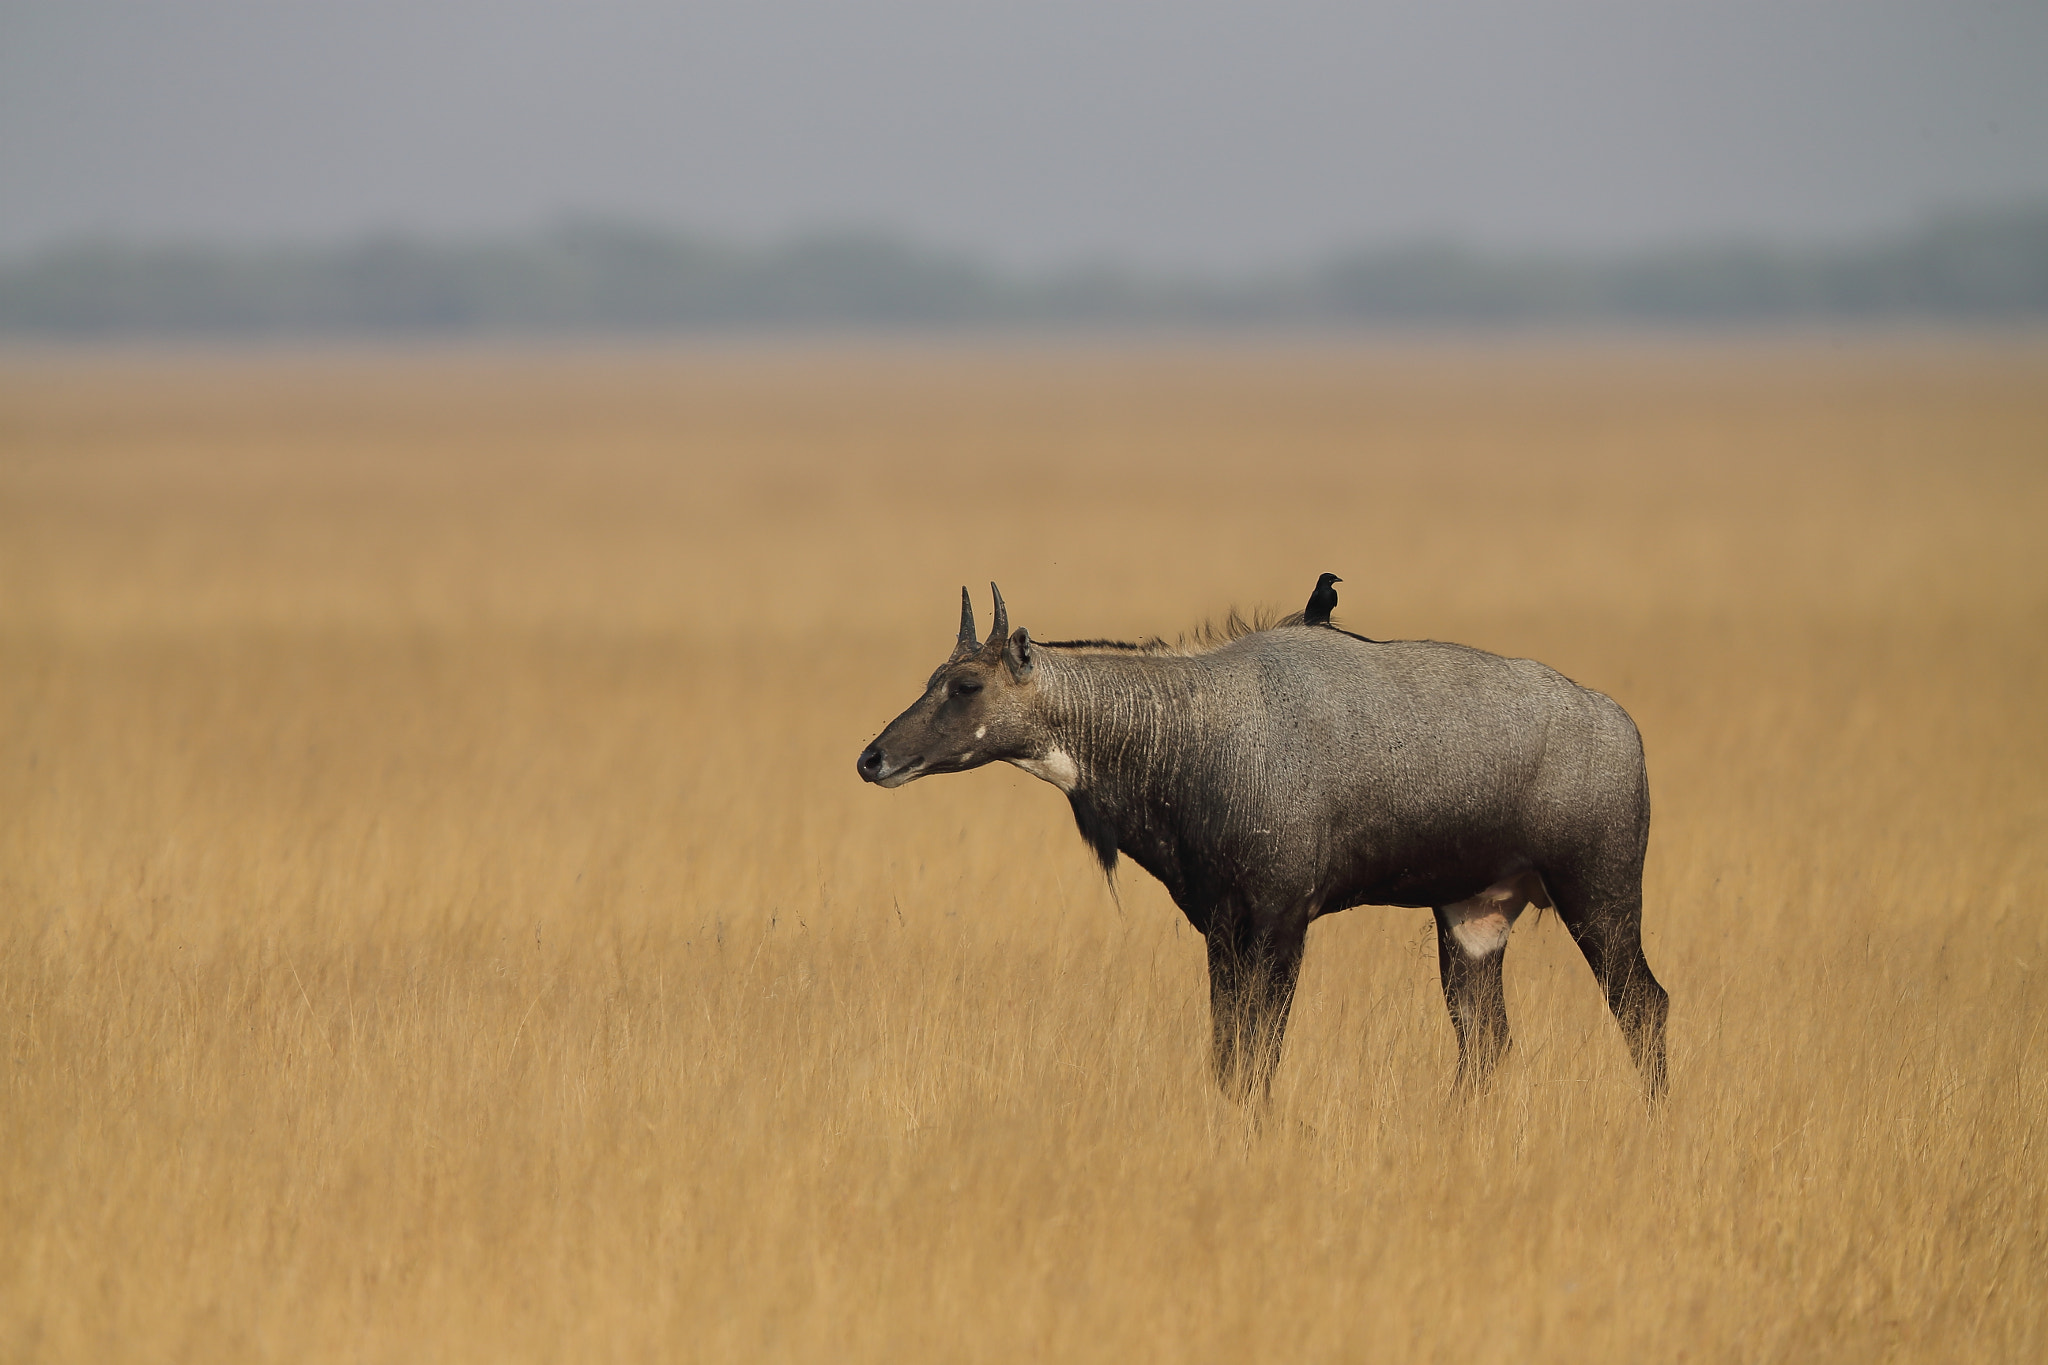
3, 1, 2044, 266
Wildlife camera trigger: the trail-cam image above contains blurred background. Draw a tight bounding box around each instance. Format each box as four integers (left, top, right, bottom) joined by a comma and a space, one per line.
3, 0, 2046, 333
5, 6, 2048, 1362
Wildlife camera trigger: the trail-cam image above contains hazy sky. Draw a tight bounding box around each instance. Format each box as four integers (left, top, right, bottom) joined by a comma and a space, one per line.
4, 1, 2045, 266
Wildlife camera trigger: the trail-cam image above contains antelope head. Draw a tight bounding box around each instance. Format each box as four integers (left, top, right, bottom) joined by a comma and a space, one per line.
855, 583, 1049, 789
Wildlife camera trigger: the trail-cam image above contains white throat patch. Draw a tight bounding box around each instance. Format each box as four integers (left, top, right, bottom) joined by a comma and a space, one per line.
1008, 747, 1080, 793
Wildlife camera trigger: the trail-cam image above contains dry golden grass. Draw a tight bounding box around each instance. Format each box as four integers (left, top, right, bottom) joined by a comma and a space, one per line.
2, 337, 2045, 1362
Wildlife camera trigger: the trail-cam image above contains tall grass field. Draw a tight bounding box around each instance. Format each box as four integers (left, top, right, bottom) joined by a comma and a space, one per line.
3, 339, 2044, 1361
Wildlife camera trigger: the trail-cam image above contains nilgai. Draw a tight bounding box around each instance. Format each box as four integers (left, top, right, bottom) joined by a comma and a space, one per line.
856, 584, 1669, 1104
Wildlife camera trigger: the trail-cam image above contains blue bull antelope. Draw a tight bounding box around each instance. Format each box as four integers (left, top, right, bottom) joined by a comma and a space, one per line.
856, 584, 1669, 1103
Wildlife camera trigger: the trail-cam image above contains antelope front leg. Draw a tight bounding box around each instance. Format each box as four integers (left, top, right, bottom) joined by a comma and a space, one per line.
1205, 915, 1307, 1106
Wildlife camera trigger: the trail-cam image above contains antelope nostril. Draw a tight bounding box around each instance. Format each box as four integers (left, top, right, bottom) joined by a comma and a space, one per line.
856, 745, 884, 780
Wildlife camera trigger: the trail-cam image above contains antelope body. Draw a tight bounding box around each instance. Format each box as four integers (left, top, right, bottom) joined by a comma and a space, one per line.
856, 586, 1669, 1102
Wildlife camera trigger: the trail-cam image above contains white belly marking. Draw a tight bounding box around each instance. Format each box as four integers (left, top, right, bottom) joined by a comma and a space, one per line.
1441, 877, 1534, 958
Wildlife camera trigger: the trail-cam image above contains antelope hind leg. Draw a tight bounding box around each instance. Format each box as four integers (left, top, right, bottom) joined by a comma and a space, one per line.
1434, 875, 1536, 1093
1552, 882, 1669, 1099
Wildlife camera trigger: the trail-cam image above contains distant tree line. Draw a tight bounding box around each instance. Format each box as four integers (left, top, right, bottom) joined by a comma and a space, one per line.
2, 205, 2044, 336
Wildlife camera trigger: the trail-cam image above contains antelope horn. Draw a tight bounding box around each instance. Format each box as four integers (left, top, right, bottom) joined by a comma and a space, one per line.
986, 581, 1008, 651
950, 586, 978, 662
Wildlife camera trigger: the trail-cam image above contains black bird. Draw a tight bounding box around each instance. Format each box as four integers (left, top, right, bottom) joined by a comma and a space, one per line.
1303, 572, 1341, 626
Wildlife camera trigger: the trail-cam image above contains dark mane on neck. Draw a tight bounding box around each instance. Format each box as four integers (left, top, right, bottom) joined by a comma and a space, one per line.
1035, 637, 1179, 655
1036, 605, 1297, 658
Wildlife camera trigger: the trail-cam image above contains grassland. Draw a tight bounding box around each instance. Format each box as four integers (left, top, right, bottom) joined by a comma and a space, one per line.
2, 337, 2044, 1362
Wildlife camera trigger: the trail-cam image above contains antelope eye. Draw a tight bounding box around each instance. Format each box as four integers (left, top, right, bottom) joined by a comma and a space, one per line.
951, 678, 983, 697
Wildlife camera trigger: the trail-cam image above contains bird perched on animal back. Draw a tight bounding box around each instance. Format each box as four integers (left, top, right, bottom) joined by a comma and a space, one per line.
1303, 572, 1341, 626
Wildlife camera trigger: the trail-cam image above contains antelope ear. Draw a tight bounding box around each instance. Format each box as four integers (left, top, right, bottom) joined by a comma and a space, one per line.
1003, 627, 1035, 681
